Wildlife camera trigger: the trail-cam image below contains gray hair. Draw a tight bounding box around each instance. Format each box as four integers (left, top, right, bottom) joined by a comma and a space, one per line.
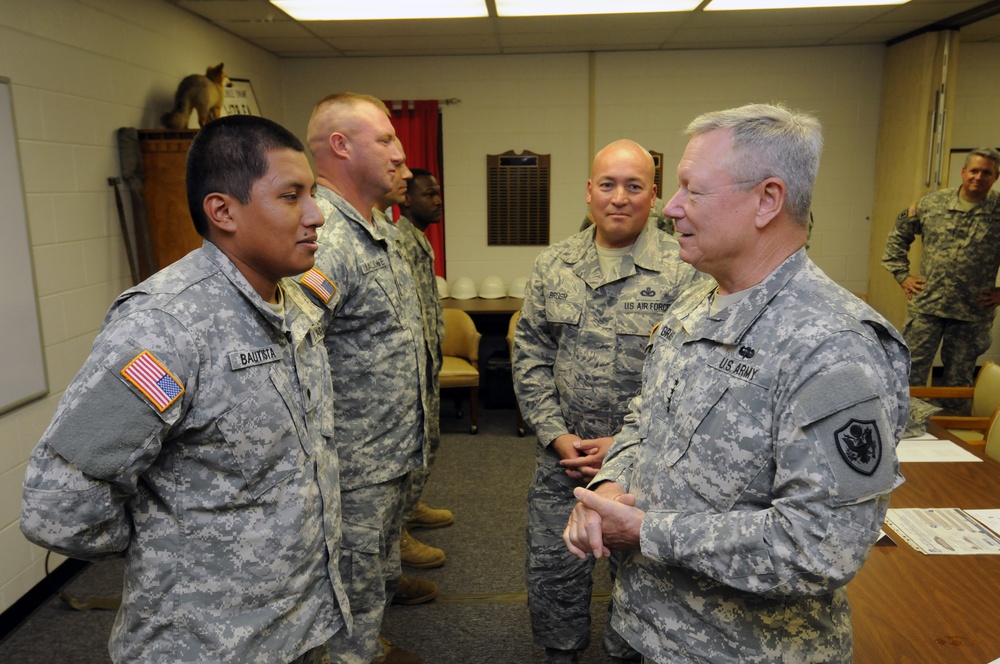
965, 147, 1000, 170
684, 103, 822, 226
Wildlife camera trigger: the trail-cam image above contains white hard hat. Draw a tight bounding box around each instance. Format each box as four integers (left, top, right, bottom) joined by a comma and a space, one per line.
507, 275, 529, 298
450, 276, 477, 300
479, 275, 506, 299
436, 275, 449, 299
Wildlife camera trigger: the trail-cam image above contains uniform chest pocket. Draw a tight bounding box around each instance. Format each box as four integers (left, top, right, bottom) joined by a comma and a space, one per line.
654, 373, 771, 512
545, 296, 583, 325
615, 310, 660, 338
215, 365, 306, 500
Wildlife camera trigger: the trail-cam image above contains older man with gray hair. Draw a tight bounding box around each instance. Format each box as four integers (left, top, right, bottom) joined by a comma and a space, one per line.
565, 104, 909, 663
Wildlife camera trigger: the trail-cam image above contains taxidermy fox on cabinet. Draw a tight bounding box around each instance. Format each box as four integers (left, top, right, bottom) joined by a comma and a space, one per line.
161, 63, 231, 129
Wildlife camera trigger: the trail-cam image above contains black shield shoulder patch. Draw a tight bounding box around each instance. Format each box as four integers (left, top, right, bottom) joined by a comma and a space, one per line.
834, 419, 882, 476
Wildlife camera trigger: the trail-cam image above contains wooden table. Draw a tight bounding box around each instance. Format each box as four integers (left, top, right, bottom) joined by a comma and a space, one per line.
849, 423, 1000, 663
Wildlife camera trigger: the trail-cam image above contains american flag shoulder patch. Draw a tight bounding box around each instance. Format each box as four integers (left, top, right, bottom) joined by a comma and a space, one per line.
300, 268, 337, 303
121, 350, 184, 412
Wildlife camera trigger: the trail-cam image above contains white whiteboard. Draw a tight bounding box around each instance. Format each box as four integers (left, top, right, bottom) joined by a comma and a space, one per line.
0, 78, 47, 414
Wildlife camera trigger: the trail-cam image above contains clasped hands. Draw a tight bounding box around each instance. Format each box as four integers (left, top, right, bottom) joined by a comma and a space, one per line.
552, 434, 615, 479
562, 481, 644, 560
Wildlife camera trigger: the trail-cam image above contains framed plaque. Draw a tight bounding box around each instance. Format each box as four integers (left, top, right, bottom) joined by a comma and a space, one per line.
223, 78, 260, 117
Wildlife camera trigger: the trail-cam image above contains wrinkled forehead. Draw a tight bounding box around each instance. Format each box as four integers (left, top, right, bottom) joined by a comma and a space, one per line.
965, 155, 999, 174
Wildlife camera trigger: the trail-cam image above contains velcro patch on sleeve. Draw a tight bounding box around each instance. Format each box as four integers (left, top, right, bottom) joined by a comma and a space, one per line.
793, 364, 897, 503
792, 364, 878, 428
300, 268, 337, 304
120, 350, 184, 412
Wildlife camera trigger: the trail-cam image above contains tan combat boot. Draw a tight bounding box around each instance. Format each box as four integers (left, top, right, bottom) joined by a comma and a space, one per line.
406, 502, 454, 529
399, 528, 445, 569
373, 635, 423, 664
391, 575, 438, 605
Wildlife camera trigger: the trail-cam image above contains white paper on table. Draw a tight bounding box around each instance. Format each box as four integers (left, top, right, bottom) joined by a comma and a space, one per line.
884, 508, 1000, 554
896, 436, 983, 462
966, 509, 1000, 536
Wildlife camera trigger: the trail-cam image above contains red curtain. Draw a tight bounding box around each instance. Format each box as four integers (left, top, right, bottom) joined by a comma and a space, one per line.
386, 100, 445, 277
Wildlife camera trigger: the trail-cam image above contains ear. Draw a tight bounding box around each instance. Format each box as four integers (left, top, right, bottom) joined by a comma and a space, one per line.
330, 132, 350, 160
754, 179, 785, 229
585, 179, 594, 206
203, 192, 238, 238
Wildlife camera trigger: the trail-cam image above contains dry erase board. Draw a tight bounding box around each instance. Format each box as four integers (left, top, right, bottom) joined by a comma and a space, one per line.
0, 78, 47, 415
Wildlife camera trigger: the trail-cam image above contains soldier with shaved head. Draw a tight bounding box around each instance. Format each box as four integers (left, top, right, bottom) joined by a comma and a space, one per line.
514, 139, 702, 664
300, 93, 427, 664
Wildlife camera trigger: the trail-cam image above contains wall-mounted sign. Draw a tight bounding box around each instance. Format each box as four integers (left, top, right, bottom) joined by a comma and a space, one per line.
224, 79, 260, 117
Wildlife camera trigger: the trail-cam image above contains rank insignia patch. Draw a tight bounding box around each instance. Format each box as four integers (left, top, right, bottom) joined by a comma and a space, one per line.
834, 419, 882, 476
121, 350, 184, 412
896, 204, 917, 221
300, 268, 337, 303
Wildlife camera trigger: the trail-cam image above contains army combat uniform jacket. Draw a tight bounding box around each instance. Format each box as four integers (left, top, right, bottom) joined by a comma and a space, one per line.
514, 224, 702, 446
514, 223, 702, 653
882, 187, 1000, 322
21, 242, 349, 664
395, 214, 444, 381
299, 187, 429, 490
596, 249, 909, 663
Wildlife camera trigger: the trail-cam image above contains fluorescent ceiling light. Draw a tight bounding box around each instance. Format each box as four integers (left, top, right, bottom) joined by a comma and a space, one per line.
495, 0, 701, 17
705, 0, 910, 9
270, 0, 488, 20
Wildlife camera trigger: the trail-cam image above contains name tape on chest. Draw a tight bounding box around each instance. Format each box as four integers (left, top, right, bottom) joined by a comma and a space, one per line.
717, 348, 760, 382
300, 268, 337, 304
361, 256, 388, 274
121, 350, 184, 412
623, 300, 670, 312
229, 344, 282, 371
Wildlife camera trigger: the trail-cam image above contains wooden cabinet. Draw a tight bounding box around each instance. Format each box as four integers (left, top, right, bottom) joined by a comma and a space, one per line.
137, 129, 201, 279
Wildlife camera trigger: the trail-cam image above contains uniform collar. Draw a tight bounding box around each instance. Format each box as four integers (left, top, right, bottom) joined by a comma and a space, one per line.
557, 223, 671, 288
948, 186, 1000, 212
669, 248, 806, 345
200, 240, 324, 335
397, 215, 433, 253
316, 184, 397, 243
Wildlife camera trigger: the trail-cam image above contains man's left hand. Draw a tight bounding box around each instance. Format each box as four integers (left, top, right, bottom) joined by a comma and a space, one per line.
979, 287, 1000, 312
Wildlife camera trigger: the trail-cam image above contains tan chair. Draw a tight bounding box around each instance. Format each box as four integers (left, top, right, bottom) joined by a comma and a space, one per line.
985, 408, 1000, 462
910, 360, 1000, 444
507, 311, 527, 437
440, 308, 481, 434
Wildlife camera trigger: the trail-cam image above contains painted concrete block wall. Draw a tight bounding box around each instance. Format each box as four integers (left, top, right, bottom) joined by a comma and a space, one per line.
4, 1, 978, 617
281, 53, 593, 293
283, 45, 884, 297
0, 0, 282, 614
593, 46, 884, 296
949, 41, 1000, 367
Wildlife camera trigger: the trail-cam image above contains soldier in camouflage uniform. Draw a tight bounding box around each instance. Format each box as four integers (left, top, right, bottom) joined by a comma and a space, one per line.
396, 169, 453, 535
300, 93, 428, 664
20, 116, 348, 664
375, 158, 446, 606
514, 139, 702, 664
565, 105, 909, 664
881, 147, 1000, 392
